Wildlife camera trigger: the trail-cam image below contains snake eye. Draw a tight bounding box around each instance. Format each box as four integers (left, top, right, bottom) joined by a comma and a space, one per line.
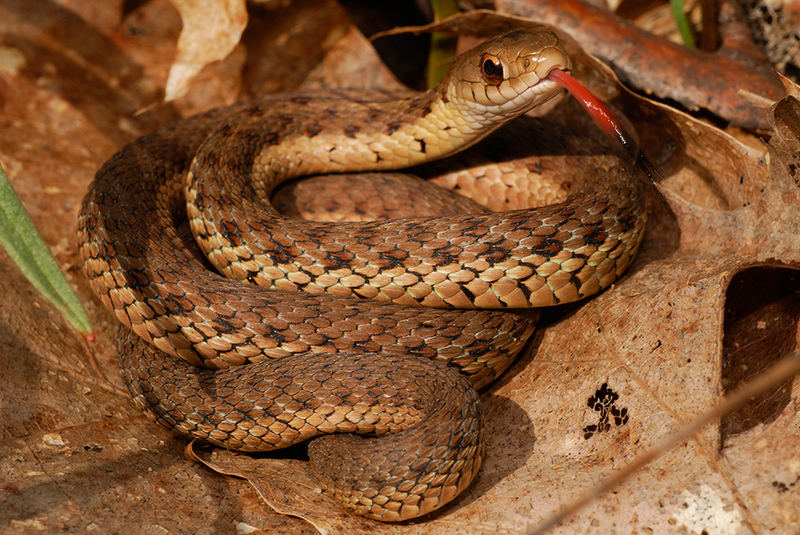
480, 54, 504, 85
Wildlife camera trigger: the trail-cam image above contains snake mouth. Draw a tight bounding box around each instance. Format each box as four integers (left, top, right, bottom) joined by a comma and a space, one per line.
533, 44, 571, 77
502, 45, 571, 112
515, 64, 570, 113
540, 67, 571, 100
530, 42, 571, 84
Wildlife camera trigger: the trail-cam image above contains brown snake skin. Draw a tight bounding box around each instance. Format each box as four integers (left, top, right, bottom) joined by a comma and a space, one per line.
78, 27, 646, 521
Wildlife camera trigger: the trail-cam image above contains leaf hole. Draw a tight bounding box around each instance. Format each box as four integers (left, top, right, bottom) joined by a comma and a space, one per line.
720, 266, 800, 445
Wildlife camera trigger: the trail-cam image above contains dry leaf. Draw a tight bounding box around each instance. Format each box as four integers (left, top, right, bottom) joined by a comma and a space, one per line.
0, 2, 798, 534
186, 443, 379, 533
165, 0, 247, 101
744, 0, 800, 73
494, 0, 784, 129
301, 26, 406, 92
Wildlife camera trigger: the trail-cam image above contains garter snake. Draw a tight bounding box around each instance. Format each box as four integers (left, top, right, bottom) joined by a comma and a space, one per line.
78, 26, 646, 521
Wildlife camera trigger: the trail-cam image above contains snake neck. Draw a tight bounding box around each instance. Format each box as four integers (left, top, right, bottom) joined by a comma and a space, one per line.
192, 85, 532, 201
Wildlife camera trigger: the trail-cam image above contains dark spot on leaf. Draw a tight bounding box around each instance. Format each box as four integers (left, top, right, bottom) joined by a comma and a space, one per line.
583, 382, 629, 439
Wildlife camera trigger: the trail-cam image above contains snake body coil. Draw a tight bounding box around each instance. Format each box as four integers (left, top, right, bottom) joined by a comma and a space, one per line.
78, 27, 646, 521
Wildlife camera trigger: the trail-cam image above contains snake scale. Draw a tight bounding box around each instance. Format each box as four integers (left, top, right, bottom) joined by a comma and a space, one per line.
78, 26, 646, 521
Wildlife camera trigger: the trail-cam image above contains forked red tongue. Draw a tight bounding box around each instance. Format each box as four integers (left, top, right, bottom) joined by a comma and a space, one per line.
547, 69, 661, 183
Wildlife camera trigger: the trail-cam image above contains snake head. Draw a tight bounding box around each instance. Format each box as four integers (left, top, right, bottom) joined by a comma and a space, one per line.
444, 26, 571, 120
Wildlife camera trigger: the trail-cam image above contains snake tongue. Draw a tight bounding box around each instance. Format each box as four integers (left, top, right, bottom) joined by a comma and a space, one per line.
546, 69, 662, 183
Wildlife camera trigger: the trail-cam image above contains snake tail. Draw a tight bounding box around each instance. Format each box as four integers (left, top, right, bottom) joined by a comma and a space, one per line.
119, 329, 481, 521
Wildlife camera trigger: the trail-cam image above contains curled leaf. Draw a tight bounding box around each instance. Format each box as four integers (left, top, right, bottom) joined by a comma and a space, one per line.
165, 0, 248, 101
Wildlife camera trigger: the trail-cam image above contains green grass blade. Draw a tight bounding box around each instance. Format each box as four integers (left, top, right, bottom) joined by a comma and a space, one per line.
0, 163, 92, 333
426, 0, 459, 88
671, 0, 697, 48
